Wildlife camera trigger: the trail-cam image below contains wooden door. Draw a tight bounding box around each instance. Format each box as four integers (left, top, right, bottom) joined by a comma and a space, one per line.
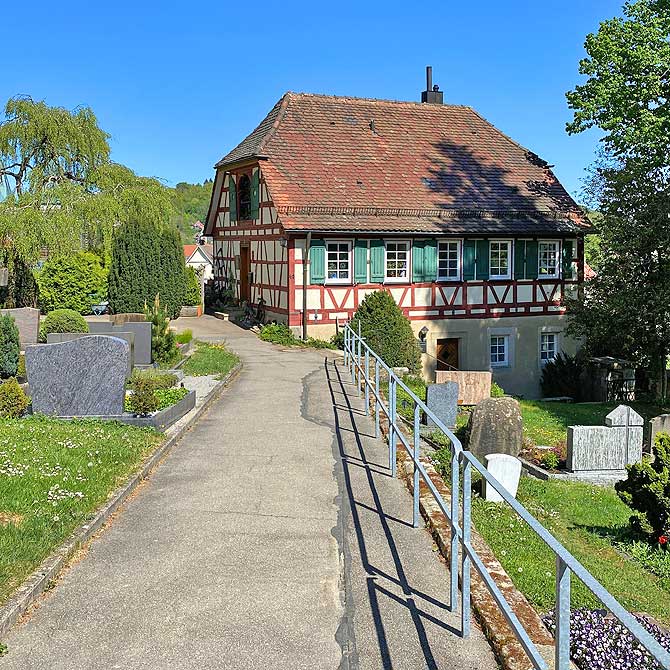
239, 246, 251, 302
436, 338, 459, 370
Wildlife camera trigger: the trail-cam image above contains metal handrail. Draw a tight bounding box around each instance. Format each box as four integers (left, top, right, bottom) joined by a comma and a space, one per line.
342, 323, 670, 670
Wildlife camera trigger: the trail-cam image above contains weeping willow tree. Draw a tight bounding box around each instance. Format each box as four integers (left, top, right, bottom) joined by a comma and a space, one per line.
0, 96, 174, 263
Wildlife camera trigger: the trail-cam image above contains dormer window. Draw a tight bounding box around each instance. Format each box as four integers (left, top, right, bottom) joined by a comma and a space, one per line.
238, 174, 252, 220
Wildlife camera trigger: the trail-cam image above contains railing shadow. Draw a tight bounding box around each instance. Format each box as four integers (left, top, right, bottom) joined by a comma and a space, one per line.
325, 358, 459, 669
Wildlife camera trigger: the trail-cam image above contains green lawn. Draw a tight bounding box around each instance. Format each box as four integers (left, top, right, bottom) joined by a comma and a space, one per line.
182, 341, 239, 378
0, 417, 163, 605
464, 473, 670, 623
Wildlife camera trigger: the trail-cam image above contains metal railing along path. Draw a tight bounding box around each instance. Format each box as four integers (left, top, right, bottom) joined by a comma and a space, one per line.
342, 324, 670, 670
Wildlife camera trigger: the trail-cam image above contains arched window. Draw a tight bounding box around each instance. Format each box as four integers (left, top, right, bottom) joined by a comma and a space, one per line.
238, 174, 251, 220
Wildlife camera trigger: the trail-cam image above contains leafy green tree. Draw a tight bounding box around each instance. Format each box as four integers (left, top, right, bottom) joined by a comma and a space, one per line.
565, 0, 670, 397
0, 96, 174, 263
37, 252, 108, 314
0, 251, 38, 308
350, 290, 421, 373
169, 181, 213, 243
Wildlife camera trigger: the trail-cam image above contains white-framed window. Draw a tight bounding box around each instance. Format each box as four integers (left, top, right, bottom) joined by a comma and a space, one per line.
385, 240, 410, 282
489, 240, 512, 279
326, 241, 352, 284
437, 240, 461, 281
540, 332, 558, 364
538, 240, 560, 278
490, 335, 509, 367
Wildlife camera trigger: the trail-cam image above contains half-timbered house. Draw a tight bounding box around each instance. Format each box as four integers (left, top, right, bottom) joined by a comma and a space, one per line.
204, 75, 589, 397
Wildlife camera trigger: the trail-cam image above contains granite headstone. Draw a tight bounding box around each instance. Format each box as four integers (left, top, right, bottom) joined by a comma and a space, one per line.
25, 335, 129, 416
47, 332, 134, 376
567, 405, 643, 472
88, 321, 151, 366
466, 397, 523, 462
425, 381, 459, 429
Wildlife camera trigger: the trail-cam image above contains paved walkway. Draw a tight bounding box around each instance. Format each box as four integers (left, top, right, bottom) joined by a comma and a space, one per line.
1, 317, 497, 669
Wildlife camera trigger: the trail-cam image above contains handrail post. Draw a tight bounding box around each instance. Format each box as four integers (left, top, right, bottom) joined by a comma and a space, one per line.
364, 344, 370, 415
461, 459, 472, 638
555, 557, 571, 670
374, 358, 380, 438
449, 447, 459, 612
344, 325, 348, 367
357, 322, 362, 397
389, 376, 397, 477
412, 403, 420, 528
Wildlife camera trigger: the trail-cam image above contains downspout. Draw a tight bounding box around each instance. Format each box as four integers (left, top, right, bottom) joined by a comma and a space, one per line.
303, 232, 311, 340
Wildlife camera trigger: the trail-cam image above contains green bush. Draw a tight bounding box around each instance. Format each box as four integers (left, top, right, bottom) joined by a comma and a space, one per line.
0, 378, 29, 417
38, 309, 89, 343
330, 330, 345, 350
127, 375, 158, 415
615, 432, 670, 541
0, 314, 20, 378
540, 451, 560, 470
108, 220, 186, 319
184, 267, 201, 306
349, 290, 421, 373
128, 368, 177, 391
176, 329, 193, 345
17, 353, 26, 380
490, 381, 505, 398
260, 323, 299, 346
37, 252, 108, 314
144, 295, 178, 365
154, 387, 189, 410
540, 352, 585, 400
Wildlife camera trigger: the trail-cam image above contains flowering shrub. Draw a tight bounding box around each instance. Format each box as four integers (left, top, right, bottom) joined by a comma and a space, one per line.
543, 608, 670, 670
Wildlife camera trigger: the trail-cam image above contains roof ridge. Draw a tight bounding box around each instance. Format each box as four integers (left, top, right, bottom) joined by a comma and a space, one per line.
255, 92, 292, 156
285, 90, 473, 110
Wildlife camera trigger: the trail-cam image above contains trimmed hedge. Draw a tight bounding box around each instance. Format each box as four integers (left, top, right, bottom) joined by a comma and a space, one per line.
37, 252, 108, 315
349, 290, 422, 373
38, 309, 89, 343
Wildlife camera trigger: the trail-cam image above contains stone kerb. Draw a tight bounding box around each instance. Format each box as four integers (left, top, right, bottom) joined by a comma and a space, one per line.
25, 335, 129, 416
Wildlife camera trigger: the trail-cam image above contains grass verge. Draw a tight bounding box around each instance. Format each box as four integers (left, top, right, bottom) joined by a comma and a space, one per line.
0, 417, 163, 606
182, 341, 239, 378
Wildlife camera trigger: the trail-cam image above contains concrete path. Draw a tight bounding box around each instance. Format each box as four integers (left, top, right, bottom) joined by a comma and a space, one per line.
1, 317, 497, 669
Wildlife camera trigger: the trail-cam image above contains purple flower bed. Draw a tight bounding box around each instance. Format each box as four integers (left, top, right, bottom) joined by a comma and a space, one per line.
543, 608, 670, 670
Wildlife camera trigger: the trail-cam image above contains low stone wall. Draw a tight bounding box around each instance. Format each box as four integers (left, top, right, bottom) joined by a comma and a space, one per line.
1, 307, 39, 347
435, 370, 491, 405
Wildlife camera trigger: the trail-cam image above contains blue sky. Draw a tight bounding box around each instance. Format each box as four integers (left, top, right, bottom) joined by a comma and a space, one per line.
3, 0, 622, 201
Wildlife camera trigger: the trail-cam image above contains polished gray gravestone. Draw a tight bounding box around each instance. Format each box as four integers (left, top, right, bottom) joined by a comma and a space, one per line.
88, 321, 151, 366
25, 336, 129, 416
425, 381, 459, 429
47, 332, 134, 376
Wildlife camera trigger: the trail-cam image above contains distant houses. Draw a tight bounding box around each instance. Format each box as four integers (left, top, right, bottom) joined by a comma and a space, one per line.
184, 242, 213, 280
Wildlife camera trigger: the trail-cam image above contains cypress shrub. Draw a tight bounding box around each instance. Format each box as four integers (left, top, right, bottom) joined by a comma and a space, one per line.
0, 314, 20, 378
0, 252, 38, 309
144, 295, 178, 365
108, 220, 186, 319
349, 290, 422, 373
37, 252, 108, 314
184, 267, 202, 306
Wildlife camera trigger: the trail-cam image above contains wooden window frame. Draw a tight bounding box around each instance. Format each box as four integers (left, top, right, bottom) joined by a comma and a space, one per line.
489, 240, 512, 280
538, 240, 561, 279
384, 239, 411, 283
237, 172, 253, 222
325, 239, 353, 285
437, 239, 462, 282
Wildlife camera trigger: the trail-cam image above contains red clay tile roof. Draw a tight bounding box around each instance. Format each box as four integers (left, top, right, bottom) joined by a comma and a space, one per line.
184, 244, 213, 263
214, 92, 587, 235
183, 244, 197, 259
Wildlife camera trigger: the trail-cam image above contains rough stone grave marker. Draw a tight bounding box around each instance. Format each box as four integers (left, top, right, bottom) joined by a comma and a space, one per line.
25, 336, 129, 416
650, 414, 670, 447
467, 397, 523, 462
425, 381, 459, 429
567, 405, 643, 473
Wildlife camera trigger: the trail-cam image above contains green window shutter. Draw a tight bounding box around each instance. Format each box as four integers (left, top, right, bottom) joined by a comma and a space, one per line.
423, 239, 437, 281
370, 239, 385, 283
228, 175, 237, 223
354, 240, 368, 283
412, 240, 425, 282
514, 240, 526, 280
476, 239, 489, 280
250, 170, 260, 220
463, 240, 476, 281
525, 241, 538, 280
309, 239, 325, 285
562, 240, 574, 279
